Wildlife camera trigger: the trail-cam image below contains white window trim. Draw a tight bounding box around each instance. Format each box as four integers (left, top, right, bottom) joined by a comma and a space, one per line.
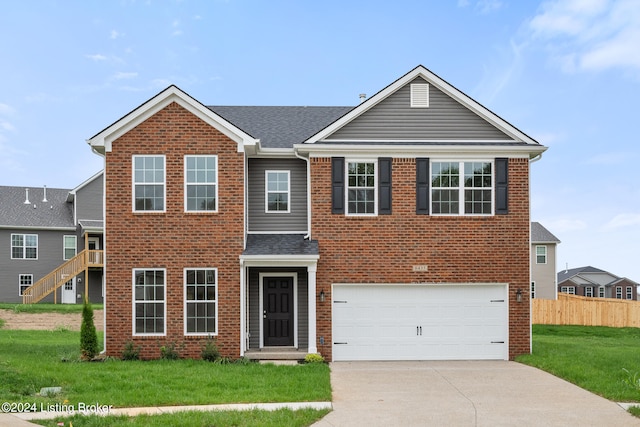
18, 274, 33, 296
345, 159, 378, 216
184, 155, 218, 213
626, 286, 633, 300
258, 272, 298, 349
410, 83, 429, 108
63, 235, 77, 261
132, 268, 167, 336
616, 286, 622, 299
598, 286, 605, 298
183, 268, 218, 336
430, 160, 494, 216
265, 170, 291, 214
11, 233, 38, 260
561, 286, 575, 295
585, 286, 593, 297
535, 245, 547, 264
132, 155, 166, 213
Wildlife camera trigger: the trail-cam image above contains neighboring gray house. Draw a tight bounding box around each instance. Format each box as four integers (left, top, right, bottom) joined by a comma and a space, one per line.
531, 222, 561, 299
558, 266, 638, 300
0, 172, 104, 304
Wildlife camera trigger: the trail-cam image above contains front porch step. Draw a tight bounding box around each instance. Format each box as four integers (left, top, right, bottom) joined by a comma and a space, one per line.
244, 348, 308, 361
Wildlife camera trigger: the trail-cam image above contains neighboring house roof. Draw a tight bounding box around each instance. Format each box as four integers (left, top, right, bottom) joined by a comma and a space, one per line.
67, 170, 103, 202
558, 266, 639, 288
531, 222, 561, 244
243, 234, 319, 256
0, 185, 74, 229
209, 106, 353, 149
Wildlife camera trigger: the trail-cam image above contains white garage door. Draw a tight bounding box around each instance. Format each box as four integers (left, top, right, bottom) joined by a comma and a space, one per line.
332, 284, 508, 361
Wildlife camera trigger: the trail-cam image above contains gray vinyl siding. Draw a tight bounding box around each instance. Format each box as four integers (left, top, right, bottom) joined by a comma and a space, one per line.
327, 77, 512, 141
248, 267, 308, 350
75, 174, 103, 222
247, 159, 308, 232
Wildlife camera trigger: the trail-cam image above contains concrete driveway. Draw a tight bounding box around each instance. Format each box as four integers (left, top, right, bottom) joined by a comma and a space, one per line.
313, 361, 640, 427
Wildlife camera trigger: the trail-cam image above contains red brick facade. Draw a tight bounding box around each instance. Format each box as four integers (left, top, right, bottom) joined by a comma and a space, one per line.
104, 102, 244, 359
310, 157, 531, 360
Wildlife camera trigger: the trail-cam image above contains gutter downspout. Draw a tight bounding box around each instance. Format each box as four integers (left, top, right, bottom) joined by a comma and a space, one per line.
528, 151, 543, 355
294, 149, 312, 240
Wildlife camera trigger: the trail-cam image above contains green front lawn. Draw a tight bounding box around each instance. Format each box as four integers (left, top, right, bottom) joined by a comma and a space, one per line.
517, 325, 640, 402
0, 329, 331, 408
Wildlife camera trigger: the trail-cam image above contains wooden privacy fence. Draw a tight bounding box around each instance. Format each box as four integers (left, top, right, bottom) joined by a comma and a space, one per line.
532, 293, 640, 327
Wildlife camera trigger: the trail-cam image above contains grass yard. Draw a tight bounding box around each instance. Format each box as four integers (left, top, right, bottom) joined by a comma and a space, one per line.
0, 303, 103, 313
0, 329, 331, 408
516, 325, 640, 402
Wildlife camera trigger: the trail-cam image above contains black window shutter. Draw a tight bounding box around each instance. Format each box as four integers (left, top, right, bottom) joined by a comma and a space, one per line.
378, 158, 392, 215
332, 157, 345, 214
495, 158, 508, 215
416, 158, 430, 215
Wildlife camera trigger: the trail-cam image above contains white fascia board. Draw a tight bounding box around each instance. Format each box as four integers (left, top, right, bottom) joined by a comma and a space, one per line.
294, 143, 547, 159
239, 254, 319, 268
67, 170, 104, 202
303, 65, 540, 146
87, 86, 259, 153
247, 147, 295, 158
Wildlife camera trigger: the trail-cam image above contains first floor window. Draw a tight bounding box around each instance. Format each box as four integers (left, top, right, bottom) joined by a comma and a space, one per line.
535, 246, 547, 264
19, 274, 33, 296
133, 269, 165, 335
561, 286, 575, 295
585, 287, 593, 297
431, 161, 492, 215
265, 170, 290, 212
616, 287, 622, 299
63, 235, 77, 260
11, 234, 38, 259
133, 155, 165, 211
627, 286, 633, 300
185, 155, 217, 212
185, 268, 217, 335
598, 287, 605, 298
347, 161, 376, 215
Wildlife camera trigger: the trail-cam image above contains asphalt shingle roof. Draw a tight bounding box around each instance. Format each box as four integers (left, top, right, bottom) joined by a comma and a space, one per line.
208, 106, 353, 149
531, 222, 560, 243
0, 186, 74, 228
243, 234, 319, 256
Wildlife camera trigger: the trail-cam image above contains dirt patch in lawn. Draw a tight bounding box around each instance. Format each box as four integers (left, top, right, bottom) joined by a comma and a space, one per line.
0, 309, 104, 331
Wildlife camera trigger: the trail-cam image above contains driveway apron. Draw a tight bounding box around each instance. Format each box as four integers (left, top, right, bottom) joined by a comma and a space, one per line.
313, 361, 640, 427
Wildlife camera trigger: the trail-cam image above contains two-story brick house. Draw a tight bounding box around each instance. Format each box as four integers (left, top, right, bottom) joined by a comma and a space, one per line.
88, 65, 546, 361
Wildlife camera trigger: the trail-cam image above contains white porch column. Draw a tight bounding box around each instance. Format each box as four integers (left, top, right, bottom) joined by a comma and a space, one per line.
307, 264, 318, 354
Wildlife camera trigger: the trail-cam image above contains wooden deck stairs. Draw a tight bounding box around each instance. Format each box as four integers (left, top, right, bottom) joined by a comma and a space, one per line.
22, 249, 104, 304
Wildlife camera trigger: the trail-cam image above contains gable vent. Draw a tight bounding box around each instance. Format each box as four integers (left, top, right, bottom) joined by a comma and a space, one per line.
411, 83, 429, 108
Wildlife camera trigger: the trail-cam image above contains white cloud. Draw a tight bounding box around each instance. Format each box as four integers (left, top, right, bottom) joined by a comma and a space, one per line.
86, 54, 108, 62
457, 0, 503, 14
602, 213, 640, 230
112, 72, 138, 80
110, 30, 123, 39
0, 102, 15, 115
528, 0, 640, 74
0, 120, 15, 132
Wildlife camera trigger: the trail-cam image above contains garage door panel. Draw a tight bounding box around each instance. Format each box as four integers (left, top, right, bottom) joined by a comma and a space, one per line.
332, 284, 508, 361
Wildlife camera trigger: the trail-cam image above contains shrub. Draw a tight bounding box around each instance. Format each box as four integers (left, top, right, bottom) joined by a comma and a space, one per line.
160, 342, 181, 360
122, 341, 141, 361
622, 368, 640, 391
80, 298, 98, 360
201, 336, 221, 362
304, 353, 325, 364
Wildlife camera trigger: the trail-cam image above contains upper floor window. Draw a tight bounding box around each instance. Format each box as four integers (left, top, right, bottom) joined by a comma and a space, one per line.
133, 155, 165, 212
19, 274, 33, 296
431, 161, 492, 215
63, 235, 77, 260
133, 269, 166, 335
11, 234, 38, 259
535, 246, 547, 264
185, 155, 217, 212
347, 161, 376, 215
265, 170, 290, 213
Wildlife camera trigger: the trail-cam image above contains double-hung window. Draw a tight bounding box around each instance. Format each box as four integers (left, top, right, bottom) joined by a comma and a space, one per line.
133, 269, 165, 335
616, 287, 622, 299
347, 161, 376, 215
265, 171, 290, 213
133, 155, 165, 212
184, 268, 217, 335
11, 234, 38, 259
561, 286, 575, 295
19, 274, 33, 296
598, 286, 605, 298
627, 286, 633, 300
63, 235, 77, 260
431, 161, 492, 215
585, 286, 593, 297
535, 246, 547, 264
185, 155, 217, 212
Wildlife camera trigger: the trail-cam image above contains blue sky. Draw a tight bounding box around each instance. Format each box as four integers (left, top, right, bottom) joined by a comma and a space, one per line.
1, 0, 639, 281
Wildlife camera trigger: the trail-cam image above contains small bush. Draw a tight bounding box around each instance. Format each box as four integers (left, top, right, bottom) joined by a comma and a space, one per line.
201, 337, 221, 362
304, 353, 325, 364
122, 341, 141, 361
160, 342, 181, 360
80, 298, 98, 360
622, 368, 640, 391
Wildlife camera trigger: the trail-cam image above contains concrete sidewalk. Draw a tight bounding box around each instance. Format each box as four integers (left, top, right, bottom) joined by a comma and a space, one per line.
313, 361, 640, 427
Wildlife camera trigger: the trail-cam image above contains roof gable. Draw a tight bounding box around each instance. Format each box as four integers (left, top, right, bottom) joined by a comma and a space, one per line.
87, 86, 259, 154
531, 222, 561, 243
302, 65, 544, 152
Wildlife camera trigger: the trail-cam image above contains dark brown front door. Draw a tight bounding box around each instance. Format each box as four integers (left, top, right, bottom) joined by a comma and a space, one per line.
263, 277, 294, 346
